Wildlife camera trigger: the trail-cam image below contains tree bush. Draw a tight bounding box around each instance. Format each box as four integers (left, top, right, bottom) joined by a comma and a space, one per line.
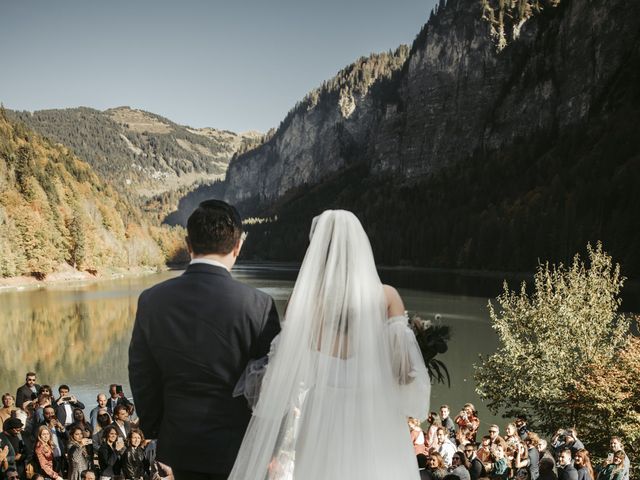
474, 243, 635, 450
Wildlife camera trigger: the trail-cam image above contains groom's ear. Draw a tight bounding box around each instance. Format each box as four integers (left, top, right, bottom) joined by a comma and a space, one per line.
185, 236, 193, 256
232, 237, 243, 258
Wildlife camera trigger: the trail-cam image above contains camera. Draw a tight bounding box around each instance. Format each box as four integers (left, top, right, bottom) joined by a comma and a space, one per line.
116, 385, 123, 395
62, 396, 72, 401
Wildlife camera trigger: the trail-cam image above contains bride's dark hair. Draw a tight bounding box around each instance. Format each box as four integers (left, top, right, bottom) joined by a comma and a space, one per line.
187, 199, 243, 255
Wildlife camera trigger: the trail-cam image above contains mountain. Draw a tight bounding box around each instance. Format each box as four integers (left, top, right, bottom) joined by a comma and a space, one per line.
6, 106, 262, 198
173, 0, 640, 277
0, 107, 187, 279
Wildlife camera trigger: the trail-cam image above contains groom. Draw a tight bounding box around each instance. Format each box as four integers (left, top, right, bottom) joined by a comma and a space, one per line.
129, 199, 281, 480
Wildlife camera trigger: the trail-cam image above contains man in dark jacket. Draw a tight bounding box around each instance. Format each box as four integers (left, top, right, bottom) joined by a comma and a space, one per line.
15, 373, 40, 410
464, 443, 486, 480
0, 418, 27, 478
129, 200, 281, 480
557, 449, 578, 480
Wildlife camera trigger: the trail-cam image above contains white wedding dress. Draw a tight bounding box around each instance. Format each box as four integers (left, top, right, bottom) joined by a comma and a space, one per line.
229, 210, 430, 480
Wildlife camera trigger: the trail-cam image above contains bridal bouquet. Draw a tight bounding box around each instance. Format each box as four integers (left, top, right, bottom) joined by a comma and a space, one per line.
409, 314, 451, 386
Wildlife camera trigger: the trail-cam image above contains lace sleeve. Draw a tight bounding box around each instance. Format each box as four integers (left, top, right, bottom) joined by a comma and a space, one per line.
233, 334, 280, 409
386, 314, 431, 418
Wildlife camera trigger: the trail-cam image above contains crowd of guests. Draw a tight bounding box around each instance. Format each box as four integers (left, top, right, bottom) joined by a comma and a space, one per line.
408, 404, 633, 480
0, 372, 171, 480
1, 372, 633, 480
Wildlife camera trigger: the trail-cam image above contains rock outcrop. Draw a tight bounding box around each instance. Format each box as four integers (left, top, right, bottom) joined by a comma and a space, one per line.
223, 0, 639, 208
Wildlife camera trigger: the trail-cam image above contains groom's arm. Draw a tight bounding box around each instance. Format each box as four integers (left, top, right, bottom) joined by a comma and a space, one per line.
252, 296, 281, 358
128, 290, 164, 438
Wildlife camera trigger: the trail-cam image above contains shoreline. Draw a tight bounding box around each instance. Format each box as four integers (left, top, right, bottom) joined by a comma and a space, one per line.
0, 265, 164, 293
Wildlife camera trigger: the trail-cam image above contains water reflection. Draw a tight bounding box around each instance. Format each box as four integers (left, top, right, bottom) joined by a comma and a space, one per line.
3, 264, 633, 428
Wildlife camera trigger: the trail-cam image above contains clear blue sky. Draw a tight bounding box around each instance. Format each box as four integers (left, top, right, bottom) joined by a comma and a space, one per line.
0, 0, 436, 133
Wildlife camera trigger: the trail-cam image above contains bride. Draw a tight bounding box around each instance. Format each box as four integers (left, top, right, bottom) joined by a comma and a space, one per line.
229, 210, 430, 480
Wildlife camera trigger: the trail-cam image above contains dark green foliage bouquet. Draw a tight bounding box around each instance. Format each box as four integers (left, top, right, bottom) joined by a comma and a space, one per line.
409, 314, 451, 386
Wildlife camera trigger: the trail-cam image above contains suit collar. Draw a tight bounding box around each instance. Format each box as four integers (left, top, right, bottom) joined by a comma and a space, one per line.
184, 262, 232, 277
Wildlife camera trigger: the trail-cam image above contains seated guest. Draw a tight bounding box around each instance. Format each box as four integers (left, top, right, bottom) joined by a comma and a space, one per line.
450, 452, 471, 480
437, 426, 457, 467
98, 426, 125, 480
0, 394, 18, 426
538, 439, 556, 466
67, 426, 91, 480
82, 470, 97, 480
55, 385, 85, 427
525, 432, 541, 480
552, 429, 584, 457
106, 385, 134, 416
34, 386, 53, 424
513, 441, 530, 475
409, 417, 428, 456
539, 457, 558, 480
605, 437, 630, 480
92, 412, 113, 447
574, 449, 594, 480
489, 445, 509, 480
89, 394, 108, 431
1, 418, 28, 478
597, 451, 626, 480
41, 405, 67, 474
463, 443, 486, 480
34, 425, 63, 480
488, 425, 505, 448
16, 373, 40, 411
476, 435, 493, 464
456, 426, 472, 450
121, 429, 147, 480
424, 411, 442, 452
70, 408, 93, 439
504, 423, 520, 447
112, 405, 131, 440
557, 449, 578, 480
439, 405, 457, 441
426, 452, 448, 480
454, 403, 480, 443
515, 414, 529, 440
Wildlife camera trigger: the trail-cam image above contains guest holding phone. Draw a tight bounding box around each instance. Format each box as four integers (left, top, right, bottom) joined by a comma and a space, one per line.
98, 426, 125, 480
67, 426, 92, 480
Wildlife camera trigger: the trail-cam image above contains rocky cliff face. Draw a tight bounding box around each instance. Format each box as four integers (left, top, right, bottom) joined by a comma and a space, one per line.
223, 0, 639, 209
223, 48, 409, 205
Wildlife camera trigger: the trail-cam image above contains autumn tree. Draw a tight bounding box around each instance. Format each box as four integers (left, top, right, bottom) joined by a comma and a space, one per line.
474, 243, 633, 443
572, 335, 640, 463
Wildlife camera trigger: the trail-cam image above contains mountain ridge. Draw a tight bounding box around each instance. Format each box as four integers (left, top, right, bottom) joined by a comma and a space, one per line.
178, 0, 640, 277
5, 106, 262, 199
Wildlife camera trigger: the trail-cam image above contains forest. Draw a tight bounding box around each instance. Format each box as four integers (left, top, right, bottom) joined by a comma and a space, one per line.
0, 107, 187, 279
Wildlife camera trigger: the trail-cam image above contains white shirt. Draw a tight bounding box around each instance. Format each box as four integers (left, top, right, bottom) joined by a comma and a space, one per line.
439, 438, 457, 467
190, 258, 229, 271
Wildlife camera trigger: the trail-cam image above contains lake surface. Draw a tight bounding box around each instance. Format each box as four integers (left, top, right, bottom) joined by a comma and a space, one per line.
1, 264, 636, 430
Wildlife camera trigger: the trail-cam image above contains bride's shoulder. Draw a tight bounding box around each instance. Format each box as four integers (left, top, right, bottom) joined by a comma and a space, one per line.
382, 284, 405, 317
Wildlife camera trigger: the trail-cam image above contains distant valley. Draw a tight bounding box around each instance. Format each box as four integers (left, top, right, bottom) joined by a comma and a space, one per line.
6, 106, 262, 199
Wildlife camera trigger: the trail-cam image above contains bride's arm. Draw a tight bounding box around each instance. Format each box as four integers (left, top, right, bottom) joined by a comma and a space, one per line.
383, 284, 431, 418
383, 284, 405, 317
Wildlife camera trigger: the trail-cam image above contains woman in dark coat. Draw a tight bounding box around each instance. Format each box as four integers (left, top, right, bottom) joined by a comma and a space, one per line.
98, 425, 124, 480
121, 429, 147, 480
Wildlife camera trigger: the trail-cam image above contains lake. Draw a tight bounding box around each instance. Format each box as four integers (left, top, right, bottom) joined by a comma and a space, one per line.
1, 264, 636, 431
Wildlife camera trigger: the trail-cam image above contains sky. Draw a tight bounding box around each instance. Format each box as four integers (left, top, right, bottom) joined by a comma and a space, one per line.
0, 0, 437, 133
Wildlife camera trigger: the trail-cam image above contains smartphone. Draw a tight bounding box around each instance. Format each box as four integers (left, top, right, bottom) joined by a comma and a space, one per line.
62, 396, 72, 401
116, 385, 123, 395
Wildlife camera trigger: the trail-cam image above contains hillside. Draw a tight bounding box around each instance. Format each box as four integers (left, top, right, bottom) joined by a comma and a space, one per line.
173, 0, 640, 277
6, 106, 262, 198
0, 107, 187, 279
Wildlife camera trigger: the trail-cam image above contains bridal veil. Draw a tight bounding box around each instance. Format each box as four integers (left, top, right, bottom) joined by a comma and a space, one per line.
229, 210, 430, 480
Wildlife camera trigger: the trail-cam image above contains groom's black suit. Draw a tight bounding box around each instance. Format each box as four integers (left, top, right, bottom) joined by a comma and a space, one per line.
129, 263, 280, 477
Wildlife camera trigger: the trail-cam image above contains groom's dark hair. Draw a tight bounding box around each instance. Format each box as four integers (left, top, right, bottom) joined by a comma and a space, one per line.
187, 199, 243, 255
